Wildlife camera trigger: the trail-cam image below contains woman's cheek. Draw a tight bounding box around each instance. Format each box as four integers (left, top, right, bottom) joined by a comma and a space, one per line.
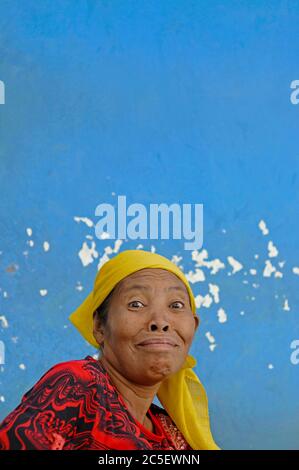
179, 321, 196, 347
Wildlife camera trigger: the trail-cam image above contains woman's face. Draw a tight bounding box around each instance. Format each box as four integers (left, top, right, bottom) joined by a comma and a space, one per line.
93, 268, 199, 386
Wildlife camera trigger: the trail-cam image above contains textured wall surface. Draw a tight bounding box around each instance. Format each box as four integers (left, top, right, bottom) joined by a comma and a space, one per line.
0, 0, 299, 450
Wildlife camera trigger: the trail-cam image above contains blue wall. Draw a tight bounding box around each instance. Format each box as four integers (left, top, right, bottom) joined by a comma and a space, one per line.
0, 0, 299, 449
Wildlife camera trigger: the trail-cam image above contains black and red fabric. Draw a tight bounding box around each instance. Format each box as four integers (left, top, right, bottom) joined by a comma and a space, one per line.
0, 356, 192, 450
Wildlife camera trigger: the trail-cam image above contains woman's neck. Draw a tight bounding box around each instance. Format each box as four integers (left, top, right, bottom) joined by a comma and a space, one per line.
99, 356, 160, 431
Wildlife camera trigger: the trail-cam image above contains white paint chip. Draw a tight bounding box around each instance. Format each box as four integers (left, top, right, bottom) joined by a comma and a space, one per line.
292, 267, 299, 276
171, 255, 183, 266
78, 241, 99, 267
205, 331, 217, 351
227, 256, 243, 274
27, 240, 34, 247
192, 249, 225, 275
195, 294, 213, 309
76, 282, 84, 292
274, 271, 283, 278
74, 216, 94, 228
186, 268, 205, 283
97, 253, 110, 271
268, 241, 278, 258
249, 269, 257, 275
263, 260, 276, 278
39, 289, 48, 297
26, 227, 33, 237
258, 219, 269, 236
0, 316, 9, 328
0, 396, 5, 403
209, 283, 220, 303
217, 308, 227, 323
283, 299, 290, 311
205, 331, 216, 343
19, 364, 26, 370
43, 241, 50, 252
100, 231, 111, 239
268, 364, 274, 370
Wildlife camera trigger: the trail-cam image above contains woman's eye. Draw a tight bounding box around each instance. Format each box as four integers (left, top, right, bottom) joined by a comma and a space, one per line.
171, 301, 184, 309
128, 301, 144, 308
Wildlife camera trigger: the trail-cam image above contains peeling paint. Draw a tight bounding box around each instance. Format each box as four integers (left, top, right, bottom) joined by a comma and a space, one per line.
258, 219, 269, 235
97, 253, 110, 271
195, 293, 213, 308
43, 241, 50, 252
268, 241, 278, 258
39, 289, 48, 297
74, 216, 94, 227
205, 331, 217, 351
217, 307, 227, 323
99, 231, 111, 240
76, 282, 84, 292
171, 255, 183, 266
209, 283, 220, 303
263, 260, 282, 278
227, 256, 243, 274
0, 316, 9, 328
78, 241, 99, 267
186, 268, 205, 283
192, 249, 225, 275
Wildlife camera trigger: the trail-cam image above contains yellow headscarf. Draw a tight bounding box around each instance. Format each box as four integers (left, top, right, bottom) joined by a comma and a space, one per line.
69, 249, 220, 450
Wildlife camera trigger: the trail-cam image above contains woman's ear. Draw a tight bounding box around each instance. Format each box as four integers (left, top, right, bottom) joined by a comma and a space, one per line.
194, 314, 200, 331
93, 314, 105, 347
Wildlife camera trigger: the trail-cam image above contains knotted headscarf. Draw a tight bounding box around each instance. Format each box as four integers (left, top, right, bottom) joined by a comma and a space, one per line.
69, 249, 220, 450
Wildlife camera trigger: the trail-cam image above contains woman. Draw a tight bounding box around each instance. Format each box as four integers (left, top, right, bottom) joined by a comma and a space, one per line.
0, 249, 220, 450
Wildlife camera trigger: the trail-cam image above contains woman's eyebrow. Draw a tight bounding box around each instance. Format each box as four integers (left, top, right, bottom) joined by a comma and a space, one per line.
122, 285, 187, 293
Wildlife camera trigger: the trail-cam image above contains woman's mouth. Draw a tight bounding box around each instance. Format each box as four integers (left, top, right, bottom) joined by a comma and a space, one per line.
136, 338, 178, 351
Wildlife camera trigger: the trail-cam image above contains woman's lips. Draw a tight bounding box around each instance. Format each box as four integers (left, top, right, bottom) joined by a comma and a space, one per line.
136, 339, 178, 350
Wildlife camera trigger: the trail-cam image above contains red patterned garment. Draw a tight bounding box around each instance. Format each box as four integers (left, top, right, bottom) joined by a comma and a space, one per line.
0, 356, 192, 450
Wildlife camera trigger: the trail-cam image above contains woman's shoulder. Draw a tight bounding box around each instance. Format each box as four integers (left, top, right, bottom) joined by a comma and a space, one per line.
22, 355, 102, 400
39, 355, 98, 375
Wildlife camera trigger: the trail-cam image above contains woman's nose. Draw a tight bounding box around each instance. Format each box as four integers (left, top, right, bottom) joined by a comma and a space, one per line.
148, 320, 169, 332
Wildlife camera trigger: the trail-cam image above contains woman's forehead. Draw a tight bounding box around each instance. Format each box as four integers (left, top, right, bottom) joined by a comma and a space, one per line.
116, 268, 189, 294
